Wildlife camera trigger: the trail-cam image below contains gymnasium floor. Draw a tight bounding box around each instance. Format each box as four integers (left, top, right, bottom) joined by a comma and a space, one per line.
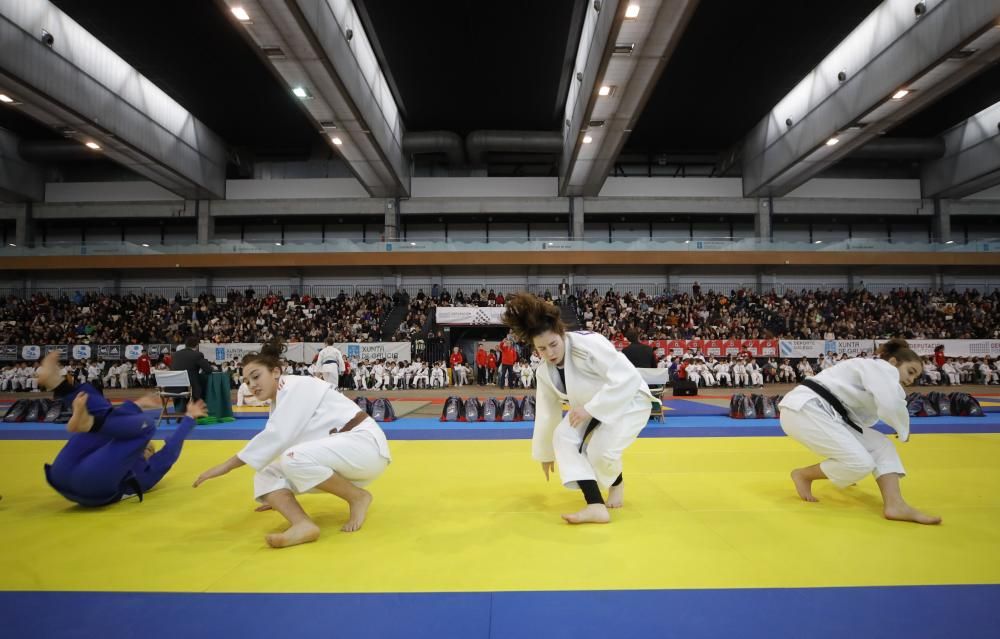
1, 390, 999, 638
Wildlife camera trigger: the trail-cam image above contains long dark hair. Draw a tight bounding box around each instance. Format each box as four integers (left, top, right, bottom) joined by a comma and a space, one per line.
242, 339, 285, 371
876, 338, 920, 366
502, 293, 567, 343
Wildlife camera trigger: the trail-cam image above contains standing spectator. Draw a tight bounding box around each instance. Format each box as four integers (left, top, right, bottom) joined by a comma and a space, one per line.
475, 342, 488, 385
621, 329, 656, 369
135, 348, 152, 388
486, 349, 498, 385
499, 338, 518, 388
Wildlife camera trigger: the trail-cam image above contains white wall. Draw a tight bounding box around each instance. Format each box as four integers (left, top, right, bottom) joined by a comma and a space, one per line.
45, 181, 182, 202
411, 178, 557, 198
784, 179, 921, 199
598, 177, 743, 198
225, 178, 368, 199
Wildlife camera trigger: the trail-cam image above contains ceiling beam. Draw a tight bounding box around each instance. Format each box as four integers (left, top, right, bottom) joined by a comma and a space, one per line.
921, 99, 1000, 198
742, 0, 1000, 198
0, 0, 228, 199
0, 127, 43, 202
222, 0, 409, 197
560, 0, 700, 197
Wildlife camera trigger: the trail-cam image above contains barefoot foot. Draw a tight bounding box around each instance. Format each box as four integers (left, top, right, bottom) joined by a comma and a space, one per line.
66, 392, 95, 433
341, 490, 373, 532
265, 522, 321, 548
791, 468, 818, 502
884, 504, 942, 525
606, 482, 624, 509
562, 503, 611, 524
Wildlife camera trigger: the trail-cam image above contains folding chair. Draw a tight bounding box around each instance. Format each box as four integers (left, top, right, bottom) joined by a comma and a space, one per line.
638, 368, 670, 422
153, 370, 192, 427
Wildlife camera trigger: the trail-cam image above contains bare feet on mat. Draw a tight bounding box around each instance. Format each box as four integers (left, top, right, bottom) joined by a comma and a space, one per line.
791, 468, 818, 502
66, 392, 94, 433
606, 482, 624, 509
265, 522, 320, 548
133, 393, 162, 410
884, 504, 942, 525
341, 490, 373, 532
562, 503, 611, 524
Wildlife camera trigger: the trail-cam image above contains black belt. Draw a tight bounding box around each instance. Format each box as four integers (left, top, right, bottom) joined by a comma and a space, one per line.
800, 378, 863, 434
579, 417, 600, 453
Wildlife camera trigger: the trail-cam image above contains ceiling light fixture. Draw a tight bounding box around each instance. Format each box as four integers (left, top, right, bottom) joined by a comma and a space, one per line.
814, 240, 823, 244
331, 136, 343, 145
598, 85, 615, 96
613, 43, 635, 55
8, 243, 15, 247
825, 137, 839, 146
625, 4, 640, 19
582, 135, 593, 144
945, 240, 954, 244
0, 94, 13, 103
85, 141, 101, 150
292, 86, 311, 99
275, 242, 282, 246
141, 243, 150, 247
891, 89, 910, 100
231, 7, 251, 21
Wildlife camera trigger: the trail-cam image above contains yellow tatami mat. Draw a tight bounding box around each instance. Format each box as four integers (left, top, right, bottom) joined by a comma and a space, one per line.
1, 435, 998, 593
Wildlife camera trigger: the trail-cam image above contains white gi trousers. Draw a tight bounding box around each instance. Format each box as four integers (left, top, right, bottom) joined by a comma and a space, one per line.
322, 364, 339, 389
780, 398, 905, 488
252, 422, 389, 501
552, 394, 651, 490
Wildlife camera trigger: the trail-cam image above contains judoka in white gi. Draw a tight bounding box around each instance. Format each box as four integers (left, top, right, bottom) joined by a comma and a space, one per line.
503, 293, 653, 525
195, 341, 392, 548
316, 338, 345, 389
778, 338, 940, 525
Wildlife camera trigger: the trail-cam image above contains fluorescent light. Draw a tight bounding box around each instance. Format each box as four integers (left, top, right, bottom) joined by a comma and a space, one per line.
410, 242, 416, 246
331, 136, 343, 145
548, 242, 554, 246
814, 240, 823, 244
0, 94, 13, 103
292, 86, 310, 99
7, 243, 15, 247
582, 135, 593, 144
625, 4, 640, 18
85, 141, 101, 150
945, 240, 954, 244
891, 89, 910, 100
141, 243, 150, 247
598, 85, 613, 96
275, 242, 282, 246
231, 7, 250, 21
684, 240, 690, 244
825, 137, 839, 146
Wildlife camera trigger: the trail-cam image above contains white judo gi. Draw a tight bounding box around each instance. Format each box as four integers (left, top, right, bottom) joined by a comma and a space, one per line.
237, 376, 391, 501
533, 331, 654, 490
778, 358, 908, 489
316, 345, 345, 389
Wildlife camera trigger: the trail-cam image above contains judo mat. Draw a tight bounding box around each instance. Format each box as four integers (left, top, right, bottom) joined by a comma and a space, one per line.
1, 418, 999, 638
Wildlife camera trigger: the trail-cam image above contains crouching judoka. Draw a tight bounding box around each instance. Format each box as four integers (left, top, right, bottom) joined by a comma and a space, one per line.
503, 294, 653, 525
194, 341, 391, 548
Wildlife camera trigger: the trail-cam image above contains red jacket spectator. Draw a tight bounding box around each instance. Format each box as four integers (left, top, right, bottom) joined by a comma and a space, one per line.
495, 293, 505, 306
487, 353, 498, 371
136, 352, 151, 377
500, 343, 518, 366
450, 350, 464, 368
476, 347, 488, 367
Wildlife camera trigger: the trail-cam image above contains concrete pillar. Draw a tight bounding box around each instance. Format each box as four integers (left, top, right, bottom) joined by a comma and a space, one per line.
933, 198, 951, 244
571, 196, 585, 241
14, 203, 34, 248
384, 198, 400, 242
196, 200, 214, 245
754, 197, 771, 241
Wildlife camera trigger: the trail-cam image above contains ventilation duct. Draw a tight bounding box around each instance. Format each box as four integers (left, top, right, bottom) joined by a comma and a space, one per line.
466, 130, 563, 166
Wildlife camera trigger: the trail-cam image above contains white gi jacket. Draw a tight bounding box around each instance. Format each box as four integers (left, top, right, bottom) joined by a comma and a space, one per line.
779, 358, 910, 442
237, 376, 391, 471
317, 345, 344, 375
532, 331, 654, 463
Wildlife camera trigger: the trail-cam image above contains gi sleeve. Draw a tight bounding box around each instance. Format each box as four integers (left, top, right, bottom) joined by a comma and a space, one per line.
862, 361, 910, 442
579, 334, 645, 424
531, 366, 563, 462
237, 378, 327, 469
